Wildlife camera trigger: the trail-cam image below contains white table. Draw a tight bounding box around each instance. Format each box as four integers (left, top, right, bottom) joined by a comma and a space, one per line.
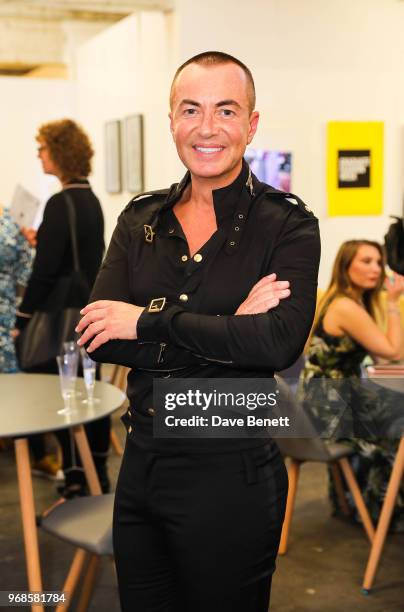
0, 373, 125, 611
362, 376, 404, 593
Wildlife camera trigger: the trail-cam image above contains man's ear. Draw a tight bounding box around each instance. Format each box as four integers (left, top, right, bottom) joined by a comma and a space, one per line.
169, 111, 174, 137
247, 111, 260, 145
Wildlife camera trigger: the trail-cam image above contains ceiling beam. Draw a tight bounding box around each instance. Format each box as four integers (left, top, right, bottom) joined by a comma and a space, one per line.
0, 0, 173, 21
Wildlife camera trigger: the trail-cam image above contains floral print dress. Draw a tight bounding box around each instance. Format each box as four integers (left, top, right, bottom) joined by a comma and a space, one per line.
0, 209, 33, 372
299, 313, 404, 532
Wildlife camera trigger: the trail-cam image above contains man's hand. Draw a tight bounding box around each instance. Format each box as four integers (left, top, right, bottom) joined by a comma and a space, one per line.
235, 273, 290, 315
76, 300, 144, 353
11, 329, 20, 339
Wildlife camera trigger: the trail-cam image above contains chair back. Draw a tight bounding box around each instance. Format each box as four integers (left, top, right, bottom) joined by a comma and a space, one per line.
274, 376, 335, 462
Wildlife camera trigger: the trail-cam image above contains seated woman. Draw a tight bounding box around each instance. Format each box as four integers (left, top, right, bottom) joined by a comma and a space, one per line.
300, 239, 404, 530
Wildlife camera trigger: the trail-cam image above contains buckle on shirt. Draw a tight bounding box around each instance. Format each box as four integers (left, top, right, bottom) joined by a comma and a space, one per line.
144, 224, 155, 243
148, 297, 166, 313
246, 166, 255, 197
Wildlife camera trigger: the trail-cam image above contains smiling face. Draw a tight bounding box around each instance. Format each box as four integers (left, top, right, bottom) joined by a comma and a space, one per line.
169, 62, 259, 189
348, 244, 383, 291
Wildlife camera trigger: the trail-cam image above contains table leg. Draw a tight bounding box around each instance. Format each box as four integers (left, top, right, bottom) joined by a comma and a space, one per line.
14, 438, 44, 612
362, 436, 404, 592
72, 425, 102, 495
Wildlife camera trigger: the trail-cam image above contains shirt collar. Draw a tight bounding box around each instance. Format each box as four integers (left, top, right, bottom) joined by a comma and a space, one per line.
62, 178, 91, 190
161, 158, 252, 226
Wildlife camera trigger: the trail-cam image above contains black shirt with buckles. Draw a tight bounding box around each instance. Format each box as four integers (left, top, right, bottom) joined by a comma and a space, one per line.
89, 160, 321, 453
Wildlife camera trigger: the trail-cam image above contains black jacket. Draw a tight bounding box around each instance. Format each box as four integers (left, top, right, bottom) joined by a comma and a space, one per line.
88, 161, 321, 451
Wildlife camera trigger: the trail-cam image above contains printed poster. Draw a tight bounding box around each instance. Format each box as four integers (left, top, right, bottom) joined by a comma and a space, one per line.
327, 121, 383, 216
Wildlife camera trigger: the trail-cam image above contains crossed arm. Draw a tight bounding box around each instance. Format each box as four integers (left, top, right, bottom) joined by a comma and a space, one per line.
77, 272, 290, 347
76, 209, 320, 371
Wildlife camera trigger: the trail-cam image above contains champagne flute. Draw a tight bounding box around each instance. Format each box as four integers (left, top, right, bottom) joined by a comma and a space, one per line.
63, 341, 80, 396
80, 349, 99, 404
56, 354, 78, 415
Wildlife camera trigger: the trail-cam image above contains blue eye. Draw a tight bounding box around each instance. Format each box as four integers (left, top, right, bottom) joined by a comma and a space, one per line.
184, 108, 197, 115
220, 109, 234, 116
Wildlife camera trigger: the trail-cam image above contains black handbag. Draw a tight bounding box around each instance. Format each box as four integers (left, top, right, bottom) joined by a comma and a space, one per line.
384, 216, 404, 275
16, 193, 90, 371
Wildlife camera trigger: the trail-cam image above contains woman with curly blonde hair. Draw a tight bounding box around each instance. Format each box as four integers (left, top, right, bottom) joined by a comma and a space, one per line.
36, 119, 93, 181
15, 119, 109, 497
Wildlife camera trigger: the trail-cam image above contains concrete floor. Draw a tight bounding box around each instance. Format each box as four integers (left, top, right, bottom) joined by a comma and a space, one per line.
1, 408, 403, 612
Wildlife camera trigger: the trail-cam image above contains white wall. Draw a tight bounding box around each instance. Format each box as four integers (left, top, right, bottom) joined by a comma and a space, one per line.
3, 0, 403, 289
0, 77, 75, 224
75, 11, 179, 242
175, 0, 404, 287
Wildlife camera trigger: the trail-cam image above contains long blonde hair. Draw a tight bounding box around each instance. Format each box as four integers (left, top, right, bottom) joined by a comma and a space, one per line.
314, 240, 385, 333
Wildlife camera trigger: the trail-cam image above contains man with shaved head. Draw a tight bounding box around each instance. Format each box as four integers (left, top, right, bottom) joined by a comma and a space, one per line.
77, 51, 320, 611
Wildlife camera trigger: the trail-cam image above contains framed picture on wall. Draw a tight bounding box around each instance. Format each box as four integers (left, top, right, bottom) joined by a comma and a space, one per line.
104, 120, 122, 193
124, 114, 144, 193
245, 149, 292, 191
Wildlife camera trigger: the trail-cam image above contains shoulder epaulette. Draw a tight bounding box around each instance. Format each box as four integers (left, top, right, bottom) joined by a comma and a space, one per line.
123, 189, 169, 212
264, 186, 314, 217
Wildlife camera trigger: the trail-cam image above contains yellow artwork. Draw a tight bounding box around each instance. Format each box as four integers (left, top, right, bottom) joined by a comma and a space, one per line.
327, 121, 384, 216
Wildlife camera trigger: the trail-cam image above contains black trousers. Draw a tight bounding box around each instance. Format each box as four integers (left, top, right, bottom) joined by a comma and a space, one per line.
113, 437, 288, 612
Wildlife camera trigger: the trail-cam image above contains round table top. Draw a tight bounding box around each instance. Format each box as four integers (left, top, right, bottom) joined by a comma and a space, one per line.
0, 373, 126, 437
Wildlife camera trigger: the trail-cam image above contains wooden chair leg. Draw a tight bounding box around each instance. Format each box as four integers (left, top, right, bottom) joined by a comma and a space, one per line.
76, 554, 99, 612
109, 365, 127, 458
109, 364, 120, 386
330, 462, 351, 516
56, 442, 63, 468
338, 457, 375, 543
56, 549, 89, 612
118, 366, 128, 391
110, 365, 128, 392
278, 459, 301, 555
110, 429, 123, 456
362, 437, 404, 592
